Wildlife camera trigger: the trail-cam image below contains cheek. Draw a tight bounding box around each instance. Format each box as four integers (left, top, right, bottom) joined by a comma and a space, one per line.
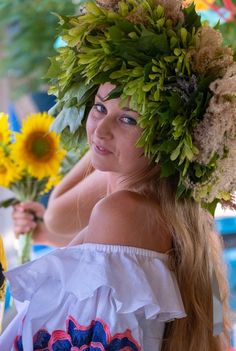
121, 133, 144, 159
86, 115, 95, 143
127, 132, 149, 164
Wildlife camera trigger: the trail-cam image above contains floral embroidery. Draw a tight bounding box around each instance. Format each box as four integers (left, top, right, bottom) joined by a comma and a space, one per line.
14, 336, 23, 351
14, 316, 141, 350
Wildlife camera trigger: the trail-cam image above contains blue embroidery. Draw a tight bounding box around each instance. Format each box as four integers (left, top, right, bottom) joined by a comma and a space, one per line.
33, 329, 50, 350
68, 319, 107, 346
14, 316, 141, 351
14, 336, 23, 351
51, 339, 71, 351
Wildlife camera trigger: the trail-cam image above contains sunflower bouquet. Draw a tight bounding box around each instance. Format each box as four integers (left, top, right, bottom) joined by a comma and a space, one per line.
0, 112, 66, 264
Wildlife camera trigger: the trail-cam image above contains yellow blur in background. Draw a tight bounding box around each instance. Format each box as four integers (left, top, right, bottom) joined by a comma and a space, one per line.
0, 235, 7, 333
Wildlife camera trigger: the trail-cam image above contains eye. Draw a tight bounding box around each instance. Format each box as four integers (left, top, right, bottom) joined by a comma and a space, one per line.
120, 116, 137, 125
93, 103, 107, 114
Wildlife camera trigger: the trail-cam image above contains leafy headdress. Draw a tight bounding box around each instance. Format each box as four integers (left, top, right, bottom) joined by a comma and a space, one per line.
48, 0, 236, 214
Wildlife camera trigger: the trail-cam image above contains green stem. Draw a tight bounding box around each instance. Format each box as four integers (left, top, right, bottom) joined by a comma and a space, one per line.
18, 230, 33, 264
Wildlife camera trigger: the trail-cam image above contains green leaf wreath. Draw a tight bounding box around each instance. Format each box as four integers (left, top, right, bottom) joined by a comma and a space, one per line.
47, 0, 236, 215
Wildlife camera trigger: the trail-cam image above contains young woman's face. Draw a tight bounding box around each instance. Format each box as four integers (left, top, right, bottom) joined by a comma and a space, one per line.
86, 83, 150, 176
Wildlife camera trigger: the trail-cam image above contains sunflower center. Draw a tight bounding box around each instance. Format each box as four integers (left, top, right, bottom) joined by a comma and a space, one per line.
26, 132, 54, 160
0, 164, 7, 174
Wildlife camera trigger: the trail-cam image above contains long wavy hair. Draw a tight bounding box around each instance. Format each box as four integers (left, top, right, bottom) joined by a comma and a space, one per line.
129, 165, 231, 351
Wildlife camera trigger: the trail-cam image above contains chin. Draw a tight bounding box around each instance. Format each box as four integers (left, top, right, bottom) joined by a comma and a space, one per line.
91, 159, 112, 172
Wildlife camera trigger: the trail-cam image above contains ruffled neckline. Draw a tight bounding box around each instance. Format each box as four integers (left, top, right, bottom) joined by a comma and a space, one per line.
69, 242, 168, 260
5, 240, 186, 323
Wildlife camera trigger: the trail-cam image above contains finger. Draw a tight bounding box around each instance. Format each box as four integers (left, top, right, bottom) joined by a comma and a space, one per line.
12, 212, 35, 221
13, 218, 36, 228
13, 204, 25, 213
20, 202, 45, 217
14, 222, 37, 236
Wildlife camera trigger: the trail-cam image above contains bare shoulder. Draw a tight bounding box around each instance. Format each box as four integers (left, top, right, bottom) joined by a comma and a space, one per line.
83, 190, 172, 252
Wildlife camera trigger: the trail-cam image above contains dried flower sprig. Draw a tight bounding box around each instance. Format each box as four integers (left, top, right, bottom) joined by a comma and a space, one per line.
193, 63, 236, 165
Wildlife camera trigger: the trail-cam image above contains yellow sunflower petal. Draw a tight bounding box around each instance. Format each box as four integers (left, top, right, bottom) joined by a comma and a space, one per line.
11, 113, 66, 179
0, 235, 7, 334
0, 151, 21, 188
0, 236, 7, 275
45, 174, 62, 193
0, 113, 11, 145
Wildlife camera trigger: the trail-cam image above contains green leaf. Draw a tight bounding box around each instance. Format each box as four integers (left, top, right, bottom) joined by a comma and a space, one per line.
51, 106, 84, 134
60, 126, 86, 151
114, 19, 136, 34
107, 85, 123, 99
0, 198, 19, 208
202, 199, 219, 216
182, 159, 190, 176
62, 82, 95, 105
176, 182, 187, 199
45, 56, 62, 79
166, 92, 182, 111
138, 30, 170, 55
144, 62, 153, 81
142, 82, 156, 92
48, 101, 63, 116
180, 27, 188, 47
119, 1, 129, 16
172, 115, 185, 127
183, 2, 201, 31
109, 25, 125, 41
158, 139, 178, 153
183, 142, 194, 161
170, 144, 182, 161
156, 17, 165, 30
160, 160, 176, 177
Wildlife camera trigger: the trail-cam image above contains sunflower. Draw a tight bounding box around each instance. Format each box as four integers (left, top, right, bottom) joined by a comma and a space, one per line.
0, 148, 21, 187
11, 113, 66, 179
0, 113, 10, 145
45, 174, 62, 193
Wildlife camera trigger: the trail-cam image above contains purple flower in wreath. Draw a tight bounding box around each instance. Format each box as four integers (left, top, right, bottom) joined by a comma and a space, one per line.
14, 316, 141, 351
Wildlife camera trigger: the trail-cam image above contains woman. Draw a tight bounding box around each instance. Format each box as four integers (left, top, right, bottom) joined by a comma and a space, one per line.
1, 0, 235, 350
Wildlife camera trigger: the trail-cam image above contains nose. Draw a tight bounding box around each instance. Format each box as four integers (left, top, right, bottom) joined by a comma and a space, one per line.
95, 116, 113, 140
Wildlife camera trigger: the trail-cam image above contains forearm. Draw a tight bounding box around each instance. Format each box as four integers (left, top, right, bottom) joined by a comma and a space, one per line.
44, 170, 107, 236
32, 222, 74, 247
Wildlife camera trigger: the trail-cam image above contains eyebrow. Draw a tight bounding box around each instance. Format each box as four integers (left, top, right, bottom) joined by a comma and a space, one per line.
96, 94, 133, 112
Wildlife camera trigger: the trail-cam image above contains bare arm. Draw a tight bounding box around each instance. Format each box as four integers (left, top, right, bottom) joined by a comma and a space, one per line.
44, 151, 108, 237
31, 222, 74, 247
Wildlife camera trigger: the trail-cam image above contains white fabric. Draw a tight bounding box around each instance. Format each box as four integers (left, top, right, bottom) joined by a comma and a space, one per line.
0, 243, 186, 350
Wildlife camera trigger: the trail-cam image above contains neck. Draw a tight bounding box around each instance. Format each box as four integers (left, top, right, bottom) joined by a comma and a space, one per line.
106, 172, 129, 195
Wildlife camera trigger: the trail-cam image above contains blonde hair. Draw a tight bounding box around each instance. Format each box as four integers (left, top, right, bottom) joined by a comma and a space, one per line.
130, 166, 231, 351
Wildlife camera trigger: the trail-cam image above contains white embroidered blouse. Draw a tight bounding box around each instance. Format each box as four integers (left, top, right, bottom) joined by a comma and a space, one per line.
0, 243, 186, 351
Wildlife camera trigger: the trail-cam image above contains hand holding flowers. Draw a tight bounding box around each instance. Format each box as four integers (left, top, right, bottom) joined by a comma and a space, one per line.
0, 112, 66, 263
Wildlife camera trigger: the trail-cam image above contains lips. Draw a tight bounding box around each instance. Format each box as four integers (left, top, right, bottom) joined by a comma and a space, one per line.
93, 142, 112, 155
